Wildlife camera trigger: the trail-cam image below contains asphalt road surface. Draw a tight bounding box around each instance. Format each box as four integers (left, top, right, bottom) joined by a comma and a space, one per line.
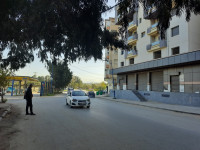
7, 94, 200, 150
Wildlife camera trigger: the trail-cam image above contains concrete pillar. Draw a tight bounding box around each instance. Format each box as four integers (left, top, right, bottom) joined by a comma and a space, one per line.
179, 73, 184, 92
123, 83, 127, 90
117, 84, 120, 90
147, 72, 151, 91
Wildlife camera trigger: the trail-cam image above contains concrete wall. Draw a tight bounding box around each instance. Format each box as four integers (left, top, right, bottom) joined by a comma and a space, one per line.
110, 90, 140, 101
110, 90, 200, 107
128, 73, 136, 90
139, 91, 200, 107
167, 12, 189, 56
188, 13, 200, 52
164, 64, 200, 93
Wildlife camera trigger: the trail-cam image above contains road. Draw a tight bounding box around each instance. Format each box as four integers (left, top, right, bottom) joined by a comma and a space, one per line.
7, 94, 200, 150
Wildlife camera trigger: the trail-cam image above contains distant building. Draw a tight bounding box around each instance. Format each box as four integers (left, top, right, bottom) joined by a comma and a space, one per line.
111, 3, 200, 106
104, 17, 119, 93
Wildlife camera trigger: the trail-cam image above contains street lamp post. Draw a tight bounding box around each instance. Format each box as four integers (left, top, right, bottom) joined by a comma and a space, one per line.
51, 63, 53, 94
110, 61, 116, 99
50, 55, 54, 94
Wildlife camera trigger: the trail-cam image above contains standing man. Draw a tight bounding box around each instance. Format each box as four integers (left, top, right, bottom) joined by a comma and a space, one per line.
25, 84, 36, 115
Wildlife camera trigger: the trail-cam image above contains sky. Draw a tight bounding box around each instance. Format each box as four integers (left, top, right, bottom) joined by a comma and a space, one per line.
15, 0, 116, 83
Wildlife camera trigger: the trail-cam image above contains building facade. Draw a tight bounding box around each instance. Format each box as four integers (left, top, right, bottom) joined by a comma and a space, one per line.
104, 18, 119, 93
111, 3, 200, 106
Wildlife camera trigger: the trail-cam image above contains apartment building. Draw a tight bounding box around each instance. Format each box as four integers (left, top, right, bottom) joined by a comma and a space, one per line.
111, 3, 200, 106
104, 18, 119, 93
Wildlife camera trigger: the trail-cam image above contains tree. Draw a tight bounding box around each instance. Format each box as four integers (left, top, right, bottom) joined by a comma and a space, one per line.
38, 76, 45, 82
0, 69, 12, 102
117, 0, 200, 38
47, 61, 72, 91
68, 76, 83, 89
0, 0, 125, 70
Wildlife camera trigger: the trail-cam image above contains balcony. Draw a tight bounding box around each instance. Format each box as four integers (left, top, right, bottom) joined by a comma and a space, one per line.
104, 74, 111, 80
128, 20, 138, 32
144, 6, 158, 19
126, 50, 138, 59
146, 40, 167, 52
147, 23, 158, 36
127, 34, 138, 45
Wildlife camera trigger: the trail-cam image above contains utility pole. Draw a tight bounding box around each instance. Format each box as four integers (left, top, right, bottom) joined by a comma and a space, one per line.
110, 60, 116, 99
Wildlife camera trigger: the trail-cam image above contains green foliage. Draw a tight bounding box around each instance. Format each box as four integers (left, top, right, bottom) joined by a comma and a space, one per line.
0, 69, 12, 88
37, 76, 45, 82
0, 0, 125, 70
0, 68, 13, 102
47, 61, 72, 90
68, 76, 83, 89
117, 0, 200, 38
68, 76, 107, 91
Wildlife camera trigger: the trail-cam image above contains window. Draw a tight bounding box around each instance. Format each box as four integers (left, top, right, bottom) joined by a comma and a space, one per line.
121, 62, 124, 67
139, 18, 142, 23
172, 47, 180, 55
141, 31, 145, 38
154, 50, 161, 59
121, 50, 124, 55
171, 26, 179, 37
130, 58, 134, 64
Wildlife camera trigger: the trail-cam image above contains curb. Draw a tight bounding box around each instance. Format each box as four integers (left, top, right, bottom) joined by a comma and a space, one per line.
0, 105, 12, 121
98, 96, 200, 116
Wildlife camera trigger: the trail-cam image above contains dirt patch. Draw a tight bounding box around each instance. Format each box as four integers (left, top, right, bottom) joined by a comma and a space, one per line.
0, 104, 21, 150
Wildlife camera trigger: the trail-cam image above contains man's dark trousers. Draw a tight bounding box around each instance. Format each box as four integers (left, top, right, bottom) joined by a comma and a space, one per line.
26, 99, 33, 114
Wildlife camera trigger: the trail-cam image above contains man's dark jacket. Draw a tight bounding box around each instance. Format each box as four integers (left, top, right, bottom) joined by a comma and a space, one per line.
26, 87, 33, 101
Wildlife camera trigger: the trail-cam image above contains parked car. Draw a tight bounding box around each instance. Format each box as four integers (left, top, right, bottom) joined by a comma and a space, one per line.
87, 91, 95, 98
66, 90, 90, 108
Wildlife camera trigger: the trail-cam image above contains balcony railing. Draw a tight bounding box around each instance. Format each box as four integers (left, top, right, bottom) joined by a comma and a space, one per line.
127, 34, 138, 45
146, 40, 167, 51
128, 20, 138, 31
127, 49, 138, 58
147, 23, 158, 35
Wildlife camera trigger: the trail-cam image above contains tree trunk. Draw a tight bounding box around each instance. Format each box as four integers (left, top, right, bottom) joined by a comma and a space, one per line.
1, 88, 3, 103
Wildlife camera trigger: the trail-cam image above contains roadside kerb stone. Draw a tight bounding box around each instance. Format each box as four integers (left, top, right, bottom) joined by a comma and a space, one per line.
97, 96, 200, 115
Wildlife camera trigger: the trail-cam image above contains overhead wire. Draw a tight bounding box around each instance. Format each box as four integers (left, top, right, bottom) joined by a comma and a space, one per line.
70, 65, 104, 77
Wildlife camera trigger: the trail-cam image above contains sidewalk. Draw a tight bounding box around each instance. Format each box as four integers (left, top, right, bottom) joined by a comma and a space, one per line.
0, 103, 11, 121
97, 95, 200, 115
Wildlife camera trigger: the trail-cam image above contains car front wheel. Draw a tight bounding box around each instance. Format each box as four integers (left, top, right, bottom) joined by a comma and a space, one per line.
87, 106, 90, 108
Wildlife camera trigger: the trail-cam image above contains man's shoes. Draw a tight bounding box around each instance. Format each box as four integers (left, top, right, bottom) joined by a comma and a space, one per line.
26, 113, 30, 115
30, 113, 36, 115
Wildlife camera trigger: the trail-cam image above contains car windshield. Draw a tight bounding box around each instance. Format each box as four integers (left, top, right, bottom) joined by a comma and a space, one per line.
72, 91, 87, 96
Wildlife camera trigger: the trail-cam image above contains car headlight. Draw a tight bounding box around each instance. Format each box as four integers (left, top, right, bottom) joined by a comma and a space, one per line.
72, 99, 77, 102
87, 99, 90, 102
